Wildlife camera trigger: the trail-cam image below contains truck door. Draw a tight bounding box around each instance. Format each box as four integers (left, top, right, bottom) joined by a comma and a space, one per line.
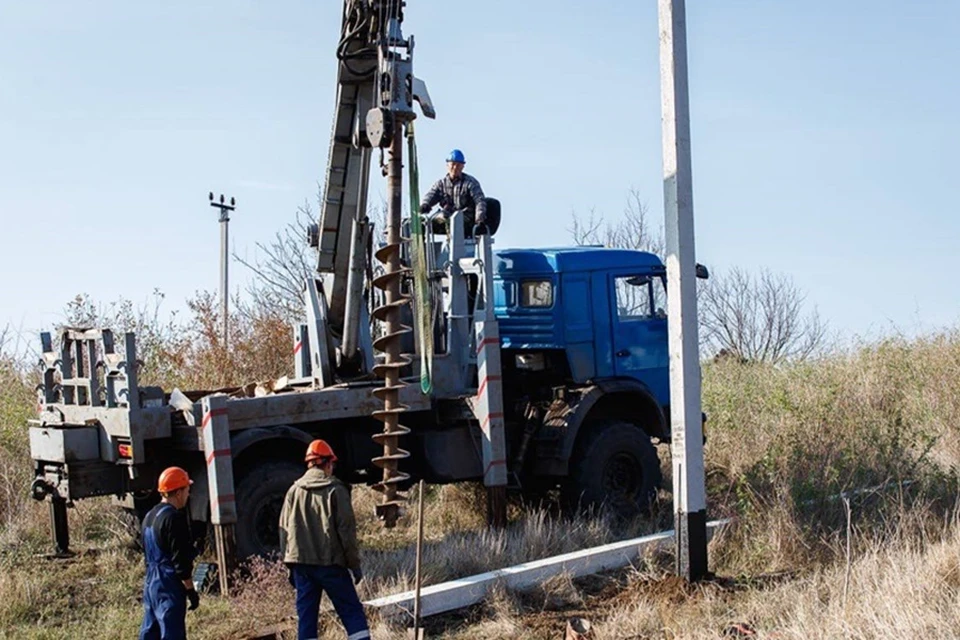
609, 273, 669, 401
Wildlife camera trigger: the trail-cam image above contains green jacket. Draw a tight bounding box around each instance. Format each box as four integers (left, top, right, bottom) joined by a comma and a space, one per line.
278, 467, 361, 570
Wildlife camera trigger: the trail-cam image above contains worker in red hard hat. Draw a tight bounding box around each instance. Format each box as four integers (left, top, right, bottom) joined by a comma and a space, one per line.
138, 466, 200, 640
279, 439, 370, 640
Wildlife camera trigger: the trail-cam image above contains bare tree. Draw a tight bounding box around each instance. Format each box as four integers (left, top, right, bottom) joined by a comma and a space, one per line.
569, 188, 664, 256
570, 189, 666, 320
0, 325, 13, 360
699, 267, 827, 364
569, 188, 827, 364
233, 200, 317, 323
0, 324, 34, 371
233, 188, 390, 326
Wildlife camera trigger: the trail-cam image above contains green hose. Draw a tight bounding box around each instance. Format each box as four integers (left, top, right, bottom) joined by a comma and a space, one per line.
406, 122, 433, 395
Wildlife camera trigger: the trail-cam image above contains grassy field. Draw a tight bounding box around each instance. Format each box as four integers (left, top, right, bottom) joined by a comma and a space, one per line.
2, 328, 960, 638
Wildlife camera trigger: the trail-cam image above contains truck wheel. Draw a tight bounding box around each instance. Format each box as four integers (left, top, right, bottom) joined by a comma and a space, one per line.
235, 461, 302, 559
563, 420, 661, 518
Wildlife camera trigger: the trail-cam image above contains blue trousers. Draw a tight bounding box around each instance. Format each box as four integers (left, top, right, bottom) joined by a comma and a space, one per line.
139, 504, 187, 640
139, 574, 187, 640
291, 564, 370, 640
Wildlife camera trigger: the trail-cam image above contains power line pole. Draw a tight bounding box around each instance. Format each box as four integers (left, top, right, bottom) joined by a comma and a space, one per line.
658, 0, 709, 581
209, 192, 236, 350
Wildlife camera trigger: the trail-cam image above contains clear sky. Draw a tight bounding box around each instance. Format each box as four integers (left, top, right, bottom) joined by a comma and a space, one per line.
2, 1, 958, 344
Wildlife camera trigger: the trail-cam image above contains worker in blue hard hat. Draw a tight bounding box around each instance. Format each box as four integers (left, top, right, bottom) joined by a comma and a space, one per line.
420, 148, 489, 237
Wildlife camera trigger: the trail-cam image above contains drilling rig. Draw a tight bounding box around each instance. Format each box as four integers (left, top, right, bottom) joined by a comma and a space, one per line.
309, 0, 440, 528
26, 0, 704, 560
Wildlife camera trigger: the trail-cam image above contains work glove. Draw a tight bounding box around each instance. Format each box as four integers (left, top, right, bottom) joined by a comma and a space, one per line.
472, 222, 489, 237
186, 588, 200, 611
350, 567, 364, 586
419, 204, 431, 214
288, 567, 296, 589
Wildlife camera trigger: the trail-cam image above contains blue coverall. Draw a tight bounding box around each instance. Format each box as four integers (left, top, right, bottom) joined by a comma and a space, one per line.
139, 502, 194, 640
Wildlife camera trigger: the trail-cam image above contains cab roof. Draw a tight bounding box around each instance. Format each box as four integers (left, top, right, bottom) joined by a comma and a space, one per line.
493, 246, 664, 275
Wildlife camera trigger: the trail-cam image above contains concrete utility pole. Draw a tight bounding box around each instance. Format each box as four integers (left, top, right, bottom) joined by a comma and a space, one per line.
658, 0, 709, 581
209, 192, 236, 350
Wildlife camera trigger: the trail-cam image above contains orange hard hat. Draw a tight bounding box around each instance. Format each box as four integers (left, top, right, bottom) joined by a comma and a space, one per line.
305, 439, 337, 463
157, 466, 193, 493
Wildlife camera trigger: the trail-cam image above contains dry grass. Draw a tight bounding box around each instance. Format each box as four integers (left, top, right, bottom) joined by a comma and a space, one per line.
584, 516, 960, 640
0, 346, 36, 537
701, 332, 960, 576
4, 313, 960, 638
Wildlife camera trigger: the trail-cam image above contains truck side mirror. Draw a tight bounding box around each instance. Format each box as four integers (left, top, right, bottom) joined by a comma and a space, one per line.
695, 263, 709, 279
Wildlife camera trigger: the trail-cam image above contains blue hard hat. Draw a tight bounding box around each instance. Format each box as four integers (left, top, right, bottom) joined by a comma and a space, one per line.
446, 149, 466, 164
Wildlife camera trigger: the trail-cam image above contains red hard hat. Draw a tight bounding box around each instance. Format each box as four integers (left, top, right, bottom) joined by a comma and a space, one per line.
305, 439, 337, 463
158, 466, 193, 493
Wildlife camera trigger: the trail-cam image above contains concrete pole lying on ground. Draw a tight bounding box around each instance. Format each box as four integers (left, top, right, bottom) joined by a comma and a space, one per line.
658, 0, 709, 581
365, 520, 730, 619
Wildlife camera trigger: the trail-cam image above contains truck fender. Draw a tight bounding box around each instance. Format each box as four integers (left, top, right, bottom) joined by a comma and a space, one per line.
551, 379, 667, 476
230, 425, 314, 463
187, 425, 313, 522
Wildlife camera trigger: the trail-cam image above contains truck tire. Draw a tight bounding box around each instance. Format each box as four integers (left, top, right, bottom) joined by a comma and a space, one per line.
235, 461, 302, 559
563, 420, 661, 518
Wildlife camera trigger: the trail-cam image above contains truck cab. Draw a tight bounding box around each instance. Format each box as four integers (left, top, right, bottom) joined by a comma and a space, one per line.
484, 247, 678, 514
494, 247, 669, 403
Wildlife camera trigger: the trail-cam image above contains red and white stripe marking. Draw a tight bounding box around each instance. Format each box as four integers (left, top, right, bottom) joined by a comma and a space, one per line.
474, 324, 507, 488
201, 396, 237, 525
201, 407, 228, 430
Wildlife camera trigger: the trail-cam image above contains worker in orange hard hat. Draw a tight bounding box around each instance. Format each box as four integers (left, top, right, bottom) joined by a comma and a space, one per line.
138, 466, 200, 640
279, 440, 370, 640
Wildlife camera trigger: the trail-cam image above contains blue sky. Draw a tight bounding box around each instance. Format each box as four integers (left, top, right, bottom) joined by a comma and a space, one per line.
2, 1, 958, 343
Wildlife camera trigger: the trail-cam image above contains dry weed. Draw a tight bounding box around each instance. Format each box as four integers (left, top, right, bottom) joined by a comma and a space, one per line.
4, 309, 960, 637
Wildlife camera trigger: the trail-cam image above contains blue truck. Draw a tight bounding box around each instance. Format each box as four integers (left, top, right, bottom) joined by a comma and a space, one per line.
492, 247, 673, 504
